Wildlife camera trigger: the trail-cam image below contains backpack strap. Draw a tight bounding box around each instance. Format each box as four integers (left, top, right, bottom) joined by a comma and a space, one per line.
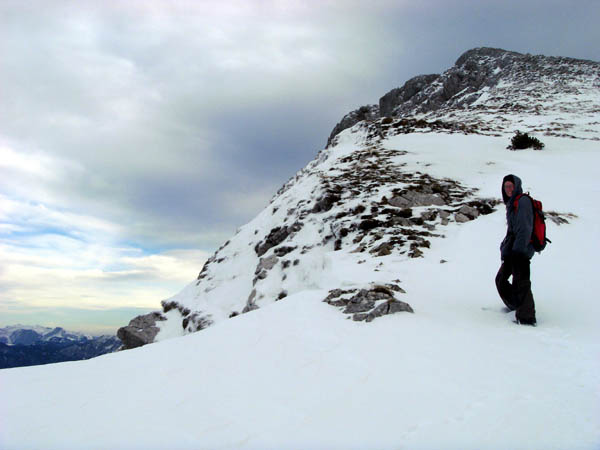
513, 192, 530, 211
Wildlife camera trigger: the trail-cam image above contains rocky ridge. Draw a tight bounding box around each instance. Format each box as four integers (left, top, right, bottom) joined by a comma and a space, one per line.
327, 47, 600, 146
117, 47, 589, 349
118, 127, 504, 349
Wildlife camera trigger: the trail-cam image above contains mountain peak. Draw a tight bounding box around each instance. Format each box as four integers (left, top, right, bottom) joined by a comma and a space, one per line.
118, 46, 597, 350
328, 47, 600, 146
454, 47, 522, 66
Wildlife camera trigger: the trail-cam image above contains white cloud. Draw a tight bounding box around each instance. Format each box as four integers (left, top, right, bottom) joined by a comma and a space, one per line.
0, 237, 208, 310
0, 145, 54, 177
0, 193, 121, 242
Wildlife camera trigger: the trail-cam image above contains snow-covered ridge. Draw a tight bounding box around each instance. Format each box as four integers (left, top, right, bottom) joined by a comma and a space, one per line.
117, 47, 595, 349
0, 324, 92, 345
329, 47, 600, 145
118, 125, 505, 347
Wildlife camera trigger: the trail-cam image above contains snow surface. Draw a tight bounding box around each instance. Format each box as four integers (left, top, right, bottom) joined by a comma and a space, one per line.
1, 127, 599, 449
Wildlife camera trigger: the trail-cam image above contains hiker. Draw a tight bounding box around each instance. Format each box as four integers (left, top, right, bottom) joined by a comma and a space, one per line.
495, 174, 537, 325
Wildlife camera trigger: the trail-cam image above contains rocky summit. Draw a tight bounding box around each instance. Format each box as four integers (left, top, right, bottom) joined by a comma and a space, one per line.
117, 47, 596, 349
327, 47, 600, 146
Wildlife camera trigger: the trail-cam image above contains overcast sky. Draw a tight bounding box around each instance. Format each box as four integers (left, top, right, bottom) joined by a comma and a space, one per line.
1, 0, 598, 333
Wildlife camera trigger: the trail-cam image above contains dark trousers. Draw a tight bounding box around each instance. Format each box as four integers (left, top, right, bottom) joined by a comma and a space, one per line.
495, 256, 536, 322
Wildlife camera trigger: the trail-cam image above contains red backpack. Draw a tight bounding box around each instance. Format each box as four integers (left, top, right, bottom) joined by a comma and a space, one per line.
514, 193, 551, 252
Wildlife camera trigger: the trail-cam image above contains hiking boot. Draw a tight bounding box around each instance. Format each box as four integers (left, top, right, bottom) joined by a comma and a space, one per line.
514, 317, 537, 326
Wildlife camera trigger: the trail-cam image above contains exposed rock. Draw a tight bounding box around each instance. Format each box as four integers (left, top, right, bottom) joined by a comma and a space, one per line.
352, 313, 369, 321
379, 74, 441, 117
343, 290, 376, 314
455, 213, 470, 223
256, 255, 279, 273
328, 46, 600, 142
468, 199, 500, 215
327, 104, 379, 147
274, 246, 296, 257
392, 217, 413, 227
421, 210, 438, 221
182, 313, 212, 333
117, 312, 166, 350
255, 222, 303, 257
323, 289, 357, 307
243, 289, 260, 313
364, 300, 414, 322
389, 191, 445, 208
312, 193, 341, 213
161, 300, 191, 317
325, 284, 413, 322
373, 242, 392, 256
359, 218, 383, 231
242, 304, 259, 313
546, 211, 578, 225
409, 248, 424, 258
458, 205, 479, 219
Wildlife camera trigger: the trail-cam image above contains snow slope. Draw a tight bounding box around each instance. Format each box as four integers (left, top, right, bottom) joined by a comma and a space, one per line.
1, 129, 599, 449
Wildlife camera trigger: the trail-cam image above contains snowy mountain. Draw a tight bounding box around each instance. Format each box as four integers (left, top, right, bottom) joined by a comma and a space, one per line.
1, 48, 599, 449
328, 46, 600, 145
0, 325, 121, 369
118, 47, 599, 350
0, 325, 91, 345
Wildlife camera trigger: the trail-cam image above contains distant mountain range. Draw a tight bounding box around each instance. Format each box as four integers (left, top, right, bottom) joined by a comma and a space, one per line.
0, 325, 121, 369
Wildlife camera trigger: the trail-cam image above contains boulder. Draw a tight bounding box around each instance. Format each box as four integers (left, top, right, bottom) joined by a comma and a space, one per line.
117, 312, 166, 350
364, 300, 414, 322
455, 213, 470, 223
458, 205, 479, 219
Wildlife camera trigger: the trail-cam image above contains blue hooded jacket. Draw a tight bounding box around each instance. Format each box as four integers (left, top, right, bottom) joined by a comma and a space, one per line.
500, 174, 535, 260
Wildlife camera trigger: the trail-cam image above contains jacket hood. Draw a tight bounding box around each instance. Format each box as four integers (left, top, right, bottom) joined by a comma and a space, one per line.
502, 174, 523, 205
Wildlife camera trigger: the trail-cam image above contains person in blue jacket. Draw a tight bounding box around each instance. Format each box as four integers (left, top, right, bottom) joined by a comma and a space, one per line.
495, 174, 537, 325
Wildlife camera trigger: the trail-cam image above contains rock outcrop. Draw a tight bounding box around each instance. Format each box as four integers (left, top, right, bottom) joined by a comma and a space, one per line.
324, 284, 413, 322
117, 312, 166, 350
327, 47, 600, 144
327, 104, 379, 148
379, 74, 441, 117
